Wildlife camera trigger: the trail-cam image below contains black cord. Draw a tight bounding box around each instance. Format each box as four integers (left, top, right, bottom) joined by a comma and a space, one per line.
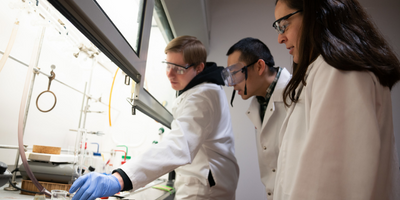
8, 178, 41, 194
11, 168, 19, 174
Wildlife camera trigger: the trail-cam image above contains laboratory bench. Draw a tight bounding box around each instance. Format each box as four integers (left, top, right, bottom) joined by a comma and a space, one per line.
0, 178, 175, 200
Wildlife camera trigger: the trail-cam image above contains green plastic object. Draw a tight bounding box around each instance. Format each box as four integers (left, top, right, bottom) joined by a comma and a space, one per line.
152, 185, 175, 194
158, 127, 164, 135
122, 155, 131, 160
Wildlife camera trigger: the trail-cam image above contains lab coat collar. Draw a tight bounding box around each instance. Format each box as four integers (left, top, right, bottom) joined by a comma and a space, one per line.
271, 67, 291, 102
246, 68, 291, 131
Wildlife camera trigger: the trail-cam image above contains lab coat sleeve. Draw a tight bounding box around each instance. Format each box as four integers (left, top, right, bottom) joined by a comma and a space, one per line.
288, 62, 395, 199
119, 86, 215, 191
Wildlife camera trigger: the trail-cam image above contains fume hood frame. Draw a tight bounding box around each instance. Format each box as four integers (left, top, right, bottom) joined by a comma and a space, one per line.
47, 0, 173, 129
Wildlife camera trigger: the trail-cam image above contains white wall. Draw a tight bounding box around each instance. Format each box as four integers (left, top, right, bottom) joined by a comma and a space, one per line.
206, 0, 400, 199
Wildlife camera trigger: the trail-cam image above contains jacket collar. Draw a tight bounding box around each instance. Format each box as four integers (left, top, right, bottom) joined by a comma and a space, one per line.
246, 68, 291, 130
178, 62, 225, 96
271, 67, 291, 102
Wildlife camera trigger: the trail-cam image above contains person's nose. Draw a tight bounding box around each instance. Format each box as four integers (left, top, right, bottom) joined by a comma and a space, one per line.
278, 33, 287, 44
166, 68, 174, 78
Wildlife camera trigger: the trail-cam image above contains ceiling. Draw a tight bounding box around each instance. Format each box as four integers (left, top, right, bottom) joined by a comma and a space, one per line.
161, 0, 211, 53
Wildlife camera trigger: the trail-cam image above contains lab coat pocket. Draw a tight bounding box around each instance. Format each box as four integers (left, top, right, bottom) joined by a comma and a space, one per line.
174, 174, 210, 200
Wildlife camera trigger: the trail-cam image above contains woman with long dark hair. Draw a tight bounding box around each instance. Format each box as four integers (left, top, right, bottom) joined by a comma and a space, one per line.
272, 0, 400, 199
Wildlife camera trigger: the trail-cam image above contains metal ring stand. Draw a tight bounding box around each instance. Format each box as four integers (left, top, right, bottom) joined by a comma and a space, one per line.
36, 70, 57, 112
36, 90, 57, 112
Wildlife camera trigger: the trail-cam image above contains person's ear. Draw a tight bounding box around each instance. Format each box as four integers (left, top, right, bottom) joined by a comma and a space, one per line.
257, 59, 266, 76
196, 62, 205, 74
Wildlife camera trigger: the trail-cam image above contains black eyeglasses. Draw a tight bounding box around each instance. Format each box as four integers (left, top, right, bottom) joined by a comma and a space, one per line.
162, 61, 194, 74
272, 10, 302, 34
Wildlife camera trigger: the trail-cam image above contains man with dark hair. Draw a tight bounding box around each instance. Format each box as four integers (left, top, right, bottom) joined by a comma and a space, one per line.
222, 37, 291, 199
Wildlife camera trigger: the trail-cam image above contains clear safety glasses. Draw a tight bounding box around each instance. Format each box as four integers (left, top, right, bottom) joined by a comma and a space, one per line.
272, 9, 302, 34
162, 61, 194, 75
221, 60, 257, 86
222, 60, 258, 107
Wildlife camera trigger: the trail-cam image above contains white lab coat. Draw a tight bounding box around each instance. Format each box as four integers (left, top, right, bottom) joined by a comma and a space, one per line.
120, 83, 239, 200
246, 68, 290, 200
274, 55, 400, 200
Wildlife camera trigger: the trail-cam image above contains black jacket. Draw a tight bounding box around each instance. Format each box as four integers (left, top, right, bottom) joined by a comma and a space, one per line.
178, 62, 225, 96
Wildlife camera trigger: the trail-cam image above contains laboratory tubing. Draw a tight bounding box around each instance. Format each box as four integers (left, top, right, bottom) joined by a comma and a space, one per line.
90, 142, 104, 173
113, 149, 130, 168
114, 145, 131, 168
109, 68, 119, 126
117, 145, 129, 160
0, 19, 19, 74
16, 22, 51, 196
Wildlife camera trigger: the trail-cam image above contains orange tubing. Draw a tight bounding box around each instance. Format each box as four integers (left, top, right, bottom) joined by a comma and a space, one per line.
109, 68, 119, 127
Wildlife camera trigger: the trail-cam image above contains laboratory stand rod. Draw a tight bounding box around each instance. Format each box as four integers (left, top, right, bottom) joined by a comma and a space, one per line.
78, 82, 87, 129
82, 57, 98, 129
0, 50, 107, 105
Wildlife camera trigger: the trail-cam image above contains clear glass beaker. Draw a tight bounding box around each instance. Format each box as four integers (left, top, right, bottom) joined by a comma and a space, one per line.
51, 190, 69, 200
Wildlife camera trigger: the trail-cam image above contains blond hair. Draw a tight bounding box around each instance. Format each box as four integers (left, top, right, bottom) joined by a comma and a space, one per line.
165, 35, 207, 67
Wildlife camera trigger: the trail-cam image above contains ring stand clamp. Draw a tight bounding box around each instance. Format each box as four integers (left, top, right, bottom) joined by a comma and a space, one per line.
126, 98, 136, 115
36, 67, 57, 112
126, 80, 137, 116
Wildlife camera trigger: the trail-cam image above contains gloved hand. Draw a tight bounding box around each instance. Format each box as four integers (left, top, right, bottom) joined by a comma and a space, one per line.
69, 172, 121, 200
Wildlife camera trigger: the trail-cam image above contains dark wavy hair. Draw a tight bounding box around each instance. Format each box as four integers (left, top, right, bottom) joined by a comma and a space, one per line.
276, 0, 400, 106
227, 37, 277, 75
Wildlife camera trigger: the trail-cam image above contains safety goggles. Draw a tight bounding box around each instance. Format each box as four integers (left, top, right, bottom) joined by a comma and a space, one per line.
221, 60, 257, 86
222, 60, 258, 107
163, 61, 194, 75
272, 10, 302, 34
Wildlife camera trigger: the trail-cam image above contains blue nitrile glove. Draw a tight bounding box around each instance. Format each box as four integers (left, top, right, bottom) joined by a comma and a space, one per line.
69, 172, 121, 200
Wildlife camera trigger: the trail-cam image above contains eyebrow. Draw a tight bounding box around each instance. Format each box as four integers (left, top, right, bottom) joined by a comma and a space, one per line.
272, 9, 303, 30
275, 10, 302, 22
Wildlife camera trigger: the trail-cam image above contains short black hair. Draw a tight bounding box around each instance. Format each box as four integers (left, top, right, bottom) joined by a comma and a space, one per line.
227, 37, 277, 74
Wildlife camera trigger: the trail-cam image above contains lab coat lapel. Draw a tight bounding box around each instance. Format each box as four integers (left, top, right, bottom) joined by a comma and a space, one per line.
246, 97, 262, 130
260, 99, 276, 132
